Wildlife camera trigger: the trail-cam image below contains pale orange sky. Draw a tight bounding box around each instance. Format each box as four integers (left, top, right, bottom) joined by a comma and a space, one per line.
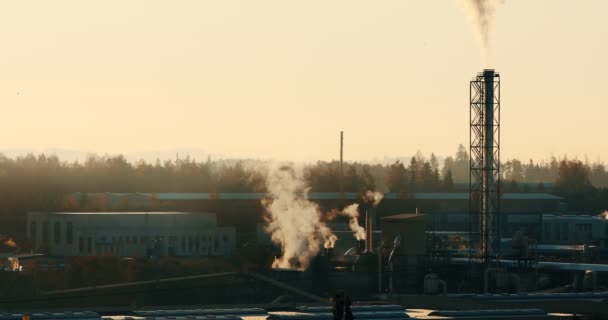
0, 1, 606, 162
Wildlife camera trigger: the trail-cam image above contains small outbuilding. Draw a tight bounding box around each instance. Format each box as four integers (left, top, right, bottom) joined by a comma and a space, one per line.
381, 213, 429, 256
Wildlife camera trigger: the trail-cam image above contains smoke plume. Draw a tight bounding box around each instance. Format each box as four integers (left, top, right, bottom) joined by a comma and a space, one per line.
343, 204, 366, 241
263, 164, 337, 270
459, 0, 498, 66
338, 191, 384, 241
364, 190, 384, 207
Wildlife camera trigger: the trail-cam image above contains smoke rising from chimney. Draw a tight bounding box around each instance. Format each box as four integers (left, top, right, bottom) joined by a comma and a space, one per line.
336, 191, 383, 241
364, 190, 384, 207
343, 204, 366, 241
459, 0, 498, 66
263, 164, 337, 270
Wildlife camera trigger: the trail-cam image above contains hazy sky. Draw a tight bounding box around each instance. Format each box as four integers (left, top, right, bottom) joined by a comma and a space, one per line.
1, 1, 606, 162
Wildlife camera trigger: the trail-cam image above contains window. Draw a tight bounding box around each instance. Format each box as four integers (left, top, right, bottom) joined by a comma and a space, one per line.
576, 223, 592, 241
79, 237, 84, 253
87, 237, 92, 253
562, 223, 569, 241
30, 221, 37, 242
42, 221, 50, 242
181, 236, 186, 252
66, 222, 73, 244
54, 221, 61, 244
544, 223, 551, 241
188, 236, 193, 252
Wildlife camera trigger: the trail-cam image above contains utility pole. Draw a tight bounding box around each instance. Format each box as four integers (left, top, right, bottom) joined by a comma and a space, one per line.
340, 131, 344, 201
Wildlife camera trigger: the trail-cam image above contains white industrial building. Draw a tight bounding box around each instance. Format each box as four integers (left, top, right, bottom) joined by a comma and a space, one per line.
26, 212, 235, 258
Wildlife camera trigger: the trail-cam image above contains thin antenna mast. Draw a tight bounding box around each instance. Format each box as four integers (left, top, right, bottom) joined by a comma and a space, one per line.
340, 131, 344, 200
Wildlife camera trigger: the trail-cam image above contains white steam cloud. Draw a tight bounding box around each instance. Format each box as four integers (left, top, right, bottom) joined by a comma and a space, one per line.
364, 190, 384, 207
338, 191, 384, 241
263, 164, 337, 270
343, 204, 366, 241
459, 0, 499, 66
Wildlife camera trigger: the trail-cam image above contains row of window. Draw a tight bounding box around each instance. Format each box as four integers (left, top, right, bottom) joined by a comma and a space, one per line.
78, 235, 227, 255
30, 220, 230, 252
74, 234, 229, 255
98, 234, 226, 245
95, 244, 216, 256
30, 221, 73, 245
543, 222, 593, 242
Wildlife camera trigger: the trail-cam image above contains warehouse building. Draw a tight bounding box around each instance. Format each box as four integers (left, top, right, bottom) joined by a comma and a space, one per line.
59, 192, 565, 246
26, 212, 235, 257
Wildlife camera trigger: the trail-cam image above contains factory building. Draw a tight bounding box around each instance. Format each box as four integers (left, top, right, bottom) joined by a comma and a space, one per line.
58, 192, 569, 247
62, 192, 563, 214
26, 212, 236, 257
542, 214, 608, 246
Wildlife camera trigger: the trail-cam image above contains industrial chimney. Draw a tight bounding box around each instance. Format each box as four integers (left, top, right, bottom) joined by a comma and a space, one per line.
470, 69, 501, 263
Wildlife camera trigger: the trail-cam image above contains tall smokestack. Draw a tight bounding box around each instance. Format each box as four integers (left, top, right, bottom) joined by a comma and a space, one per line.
484, 69, 495, 200
483, 69, 495, 255
470, 69, 501, 263
483, 69, 495, 257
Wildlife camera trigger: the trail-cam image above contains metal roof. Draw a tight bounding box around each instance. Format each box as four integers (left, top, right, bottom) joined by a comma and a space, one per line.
36, 212, 194, 215
67, 192, 563, 202
0, 311, 100, 320
134, 308, 267, 317
470, 292, 608, 302
296, 305, 404, 313
308, 192, 358, 200
384, 192, 562, 200
142, 193, 267, 200
452, 257, 608, 272
268, 311, 410, 320
502, 193, 563, 200
382, 214, 428, 221
427, 309, 546, 317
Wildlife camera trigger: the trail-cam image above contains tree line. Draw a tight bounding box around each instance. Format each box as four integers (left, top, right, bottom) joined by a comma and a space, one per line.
0, 146, 607, 242
1, 145, 607, 195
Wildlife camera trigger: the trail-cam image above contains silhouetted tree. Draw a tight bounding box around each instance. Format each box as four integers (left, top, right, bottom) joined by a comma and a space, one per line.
555, 160, 593, 195
386, 161, 408, 192
442, 169, 454, 191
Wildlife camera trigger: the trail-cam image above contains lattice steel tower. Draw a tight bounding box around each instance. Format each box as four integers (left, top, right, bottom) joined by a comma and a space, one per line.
469, 69, 501, 264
